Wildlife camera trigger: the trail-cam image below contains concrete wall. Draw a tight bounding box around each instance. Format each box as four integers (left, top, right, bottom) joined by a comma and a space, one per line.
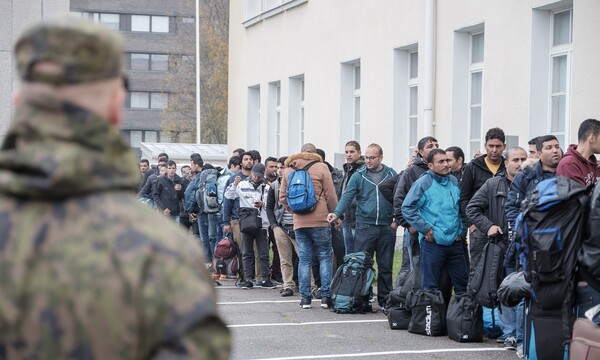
228, 0, 599, 169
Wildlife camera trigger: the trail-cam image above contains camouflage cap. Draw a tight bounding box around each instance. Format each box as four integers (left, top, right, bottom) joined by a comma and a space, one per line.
15, 18, 124, 86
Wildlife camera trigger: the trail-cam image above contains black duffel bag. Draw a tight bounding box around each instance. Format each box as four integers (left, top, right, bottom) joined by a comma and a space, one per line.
238, 207, 262, 234
446, 293, 484, 342
406, 289, 446, 336
387, 305, 412, 330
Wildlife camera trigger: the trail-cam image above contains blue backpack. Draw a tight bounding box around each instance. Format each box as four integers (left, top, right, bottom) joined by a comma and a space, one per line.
331, 252, 376, 314
286, 161, 319, 214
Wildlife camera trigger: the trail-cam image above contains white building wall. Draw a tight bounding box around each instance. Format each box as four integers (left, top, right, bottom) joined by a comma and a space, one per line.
229, 0, 599, 169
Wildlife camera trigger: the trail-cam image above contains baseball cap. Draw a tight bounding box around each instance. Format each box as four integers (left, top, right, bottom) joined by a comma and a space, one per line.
14, 18, 124, 86
252, 163, 265, 178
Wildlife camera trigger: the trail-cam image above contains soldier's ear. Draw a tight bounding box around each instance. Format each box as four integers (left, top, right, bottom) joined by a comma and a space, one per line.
107, 87, 125, 126
12, 91, 21, 106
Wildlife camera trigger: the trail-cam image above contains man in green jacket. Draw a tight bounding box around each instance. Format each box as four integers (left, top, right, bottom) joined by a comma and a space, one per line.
0, 19, 230, 360
328, 143, 397, 307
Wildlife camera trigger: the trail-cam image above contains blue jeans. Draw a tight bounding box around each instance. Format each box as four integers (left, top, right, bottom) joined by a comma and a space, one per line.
342, 222, 355, 255
295, 227, 332, 299
420, 239, 468, 293
576, 284, 600, 318
199, 213, 217, 260
355, 223, 396, 306
216, 212, 224, 241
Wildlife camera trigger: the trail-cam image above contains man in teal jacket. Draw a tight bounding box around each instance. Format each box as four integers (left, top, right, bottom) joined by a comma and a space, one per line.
328, 143, 397, 307
402, 148, 468, 293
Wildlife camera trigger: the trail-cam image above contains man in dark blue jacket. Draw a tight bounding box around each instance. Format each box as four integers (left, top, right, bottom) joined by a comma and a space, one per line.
505, 135, 562, 228
328, 144, 397, 307
153, 160, 184, 223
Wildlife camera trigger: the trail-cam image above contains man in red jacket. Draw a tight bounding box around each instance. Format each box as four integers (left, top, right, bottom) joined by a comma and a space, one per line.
557, 119, 600, 188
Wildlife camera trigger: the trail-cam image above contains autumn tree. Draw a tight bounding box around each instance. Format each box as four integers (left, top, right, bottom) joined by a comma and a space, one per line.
161, 0, 229, 144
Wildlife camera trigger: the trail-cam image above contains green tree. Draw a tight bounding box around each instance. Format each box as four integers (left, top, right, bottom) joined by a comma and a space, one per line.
161, 0, 229, 144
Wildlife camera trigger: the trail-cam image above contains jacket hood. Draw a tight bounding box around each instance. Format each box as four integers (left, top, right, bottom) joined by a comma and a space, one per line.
564, 144, 598, 165
0, 93, 140, 199
343, 158, 366, 172
284, 152, 323, 167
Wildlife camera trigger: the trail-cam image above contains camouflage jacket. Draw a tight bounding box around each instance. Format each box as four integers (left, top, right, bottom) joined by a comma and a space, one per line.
0, 93, 230, 360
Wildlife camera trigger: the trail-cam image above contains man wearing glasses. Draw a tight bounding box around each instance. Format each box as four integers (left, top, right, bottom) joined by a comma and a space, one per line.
327, 144, 397, 308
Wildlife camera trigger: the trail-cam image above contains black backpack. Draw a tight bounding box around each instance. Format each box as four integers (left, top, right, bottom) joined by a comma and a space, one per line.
467, 234, 506, 309
514, 176, 588, 311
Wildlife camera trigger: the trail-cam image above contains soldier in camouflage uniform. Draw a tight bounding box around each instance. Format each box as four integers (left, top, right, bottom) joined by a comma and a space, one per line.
0, 19, 230, 359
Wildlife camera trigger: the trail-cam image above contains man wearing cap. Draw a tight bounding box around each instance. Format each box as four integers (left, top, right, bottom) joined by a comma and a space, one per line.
227, 163, 277, 289
0, 19, 230, 359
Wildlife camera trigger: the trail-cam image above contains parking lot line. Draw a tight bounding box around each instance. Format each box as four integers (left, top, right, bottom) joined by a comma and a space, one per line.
218, 300, 298, 305
250, 347, 508, 360
228, 319, 388, 328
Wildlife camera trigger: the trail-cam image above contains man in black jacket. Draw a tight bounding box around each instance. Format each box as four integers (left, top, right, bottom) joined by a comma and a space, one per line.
459, 127, 506, 269
338, 140, 365, 255
153, 160, 184, 223
466, 147, 527, 349
392, 136, 438, 287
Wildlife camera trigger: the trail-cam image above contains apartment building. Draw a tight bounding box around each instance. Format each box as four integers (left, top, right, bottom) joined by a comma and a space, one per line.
228, 0, 599, 170
71, 0, 196, 157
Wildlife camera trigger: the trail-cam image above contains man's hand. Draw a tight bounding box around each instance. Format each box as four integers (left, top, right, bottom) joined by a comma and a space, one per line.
487, 225, 503, 237
223, 224, 231, 234
189, 213, 197, 221
390, 222, 398, 230
424, 229, 434, 242
163, 208, 171, 215
333, 218, 342, 229
408, 226, 417, 234
326, 213, 338, 223
469, 224, 477, 233
233, 176, 241, 186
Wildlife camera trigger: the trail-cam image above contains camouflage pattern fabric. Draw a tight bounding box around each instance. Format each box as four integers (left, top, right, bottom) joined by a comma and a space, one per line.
0, 93, 231, 359
15, 19, 124, 86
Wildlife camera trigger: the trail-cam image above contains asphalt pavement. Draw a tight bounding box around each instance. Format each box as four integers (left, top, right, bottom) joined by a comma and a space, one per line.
215, 279, 519, 360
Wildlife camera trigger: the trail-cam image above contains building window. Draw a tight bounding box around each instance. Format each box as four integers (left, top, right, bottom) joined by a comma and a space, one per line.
127, 92, 168, 109
244, 0, 307, 25
131, 15, 169, 33
128, 53, 168, 71
353, 64, 361, 143
393, 46, 419, 170
469, 32, 484, 155
75, 12, 120, 30
288, 75, 304, 153
267, 82, 281, 156
247, 86, 261, 150
125, 130, 159, 148
408, 51, 419, 156
300, 79, 305, 145
182, 17, 195, 23
549, 9, 572, 146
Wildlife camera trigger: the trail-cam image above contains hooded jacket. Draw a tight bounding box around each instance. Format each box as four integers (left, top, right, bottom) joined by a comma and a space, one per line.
0, 93, 229, 359
153, 173, 184, 215
402, 170, 466, 246
338, 158, 366, 226
466, 171, 511, 241
280, 152, 338, 230
557, 144, 600, 188
392, 155, 429, 227
459, 154, 506, 227
334, 164, 397, 225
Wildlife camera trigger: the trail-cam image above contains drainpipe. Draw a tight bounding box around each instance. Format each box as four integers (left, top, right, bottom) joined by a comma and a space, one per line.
424, 0, 435, 136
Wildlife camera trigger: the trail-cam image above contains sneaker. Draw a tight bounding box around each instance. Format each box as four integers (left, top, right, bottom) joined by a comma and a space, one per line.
259, 280, 277, 289
300, 298, 312, 309
272, 276, 283, 285
496, 335, 507, 343
516, 344, 523, 358
312, 288, 322, 299
280, 288, 294, 297
321, 297, 332, 309
240, 280, 253, 289
504, 337, 517, 350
